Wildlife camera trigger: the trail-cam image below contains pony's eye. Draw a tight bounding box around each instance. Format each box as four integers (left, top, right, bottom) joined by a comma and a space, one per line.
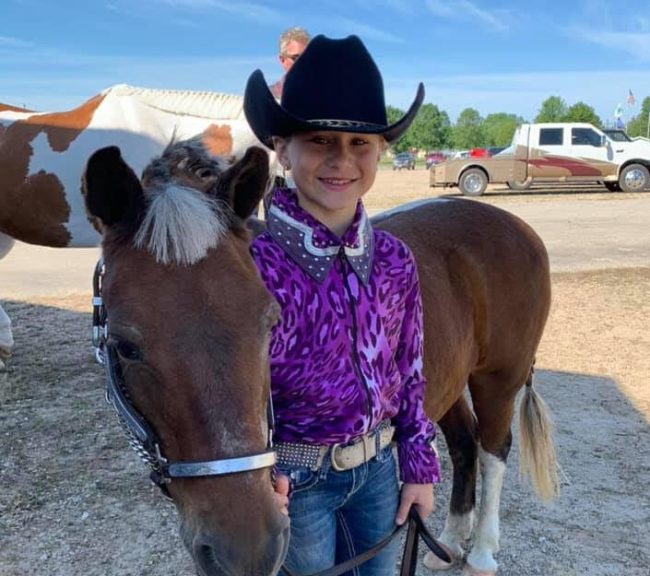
115, 339, 142, 362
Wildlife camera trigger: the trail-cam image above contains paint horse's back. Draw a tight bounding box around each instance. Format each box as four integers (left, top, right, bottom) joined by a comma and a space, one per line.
0, 85, 265, 369
0, 84, 260, 248
374, 197, 555, 575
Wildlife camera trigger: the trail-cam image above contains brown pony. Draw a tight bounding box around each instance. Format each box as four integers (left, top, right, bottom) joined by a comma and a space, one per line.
83, 140, 558, 576
375, 200, 557, 575
83, 139, 288, 576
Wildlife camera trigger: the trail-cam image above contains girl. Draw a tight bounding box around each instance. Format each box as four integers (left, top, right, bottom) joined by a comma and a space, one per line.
243, 35, 440, 576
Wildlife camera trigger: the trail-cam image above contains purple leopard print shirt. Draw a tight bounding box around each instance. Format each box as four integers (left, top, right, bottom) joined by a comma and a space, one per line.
251, 188, 440, 484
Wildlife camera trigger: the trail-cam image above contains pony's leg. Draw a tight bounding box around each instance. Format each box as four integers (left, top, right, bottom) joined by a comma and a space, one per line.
0, 305, 13, 369
424, 397, 478, 570
462, 372, 520, 576
0, 232, 14, 260
0, 233, 16, 369
461, 446, 507, 576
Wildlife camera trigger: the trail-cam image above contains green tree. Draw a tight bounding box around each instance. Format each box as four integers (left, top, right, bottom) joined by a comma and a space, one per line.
482, 113, 523, 147
534, 96, 568, 123
386, 105, 409, 152
564, 102, 601, 126
627, 96, 650, 138
403, 103, 451, 151
386, 104, 452, 152
451, 108, 486, 149
386, 105, 404, 125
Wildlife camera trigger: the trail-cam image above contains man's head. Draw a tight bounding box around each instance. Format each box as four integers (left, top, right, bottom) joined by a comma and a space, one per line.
278, 27, 310, 72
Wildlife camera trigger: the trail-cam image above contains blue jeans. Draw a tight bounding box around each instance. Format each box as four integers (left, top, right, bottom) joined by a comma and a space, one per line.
279, 445, 400, 576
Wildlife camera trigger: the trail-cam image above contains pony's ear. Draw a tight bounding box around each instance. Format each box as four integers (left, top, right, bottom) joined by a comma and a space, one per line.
82, 146, 145, 228
216, 146, 269, 219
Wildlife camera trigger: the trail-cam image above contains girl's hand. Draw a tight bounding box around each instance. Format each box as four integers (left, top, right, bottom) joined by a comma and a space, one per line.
395, 483, 434, 525
273, 473, 290, 516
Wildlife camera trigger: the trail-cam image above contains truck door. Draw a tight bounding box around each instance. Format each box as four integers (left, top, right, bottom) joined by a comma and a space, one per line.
569, 127, 617, 178
527, 126, 564, 178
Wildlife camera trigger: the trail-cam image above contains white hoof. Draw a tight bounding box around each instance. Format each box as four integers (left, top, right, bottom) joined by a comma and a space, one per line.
462, 564, 497, 576
0, 344, 10, 356
0, 346, 10, 370
423, 547, 456, 571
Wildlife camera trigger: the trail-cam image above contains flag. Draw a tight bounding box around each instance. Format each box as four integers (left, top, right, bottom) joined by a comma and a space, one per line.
614, 103, 623, 118
627, 89, 636, 106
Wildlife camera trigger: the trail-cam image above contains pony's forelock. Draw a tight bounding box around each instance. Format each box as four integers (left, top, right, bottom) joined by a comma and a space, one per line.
134, 184, 227, 265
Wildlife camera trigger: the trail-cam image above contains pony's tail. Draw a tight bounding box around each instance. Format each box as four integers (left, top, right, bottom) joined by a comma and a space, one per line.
518, 369, 560, 501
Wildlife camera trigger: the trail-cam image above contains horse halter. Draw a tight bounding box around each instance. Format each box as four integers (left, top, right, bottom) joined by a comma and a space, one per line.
92, 259, 277, 496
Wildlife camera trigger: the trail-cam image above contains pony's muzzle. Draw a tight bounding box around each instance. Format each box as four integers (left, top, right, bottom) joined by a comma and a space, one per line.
191, 517, 290, 576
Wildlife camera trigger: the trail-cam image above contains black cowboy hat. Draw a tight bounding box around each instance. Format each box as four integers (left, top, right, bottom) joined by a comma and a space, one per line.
244, 35, 424, 149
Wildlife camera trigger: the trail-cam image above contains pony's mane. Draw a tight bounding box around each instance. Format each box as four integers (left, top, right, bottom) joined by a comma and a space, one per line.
134, 185, 228, 266
103, 84, 245, 120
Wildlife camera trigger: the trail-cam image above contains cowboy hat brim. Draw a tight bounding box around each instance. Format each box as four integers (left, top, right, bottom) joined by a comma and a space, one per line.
244, 69, 424, 149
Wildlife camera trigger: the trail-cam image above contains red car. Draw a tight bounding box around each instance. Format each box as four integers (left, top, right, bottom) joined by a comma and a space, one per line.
425, 151, 447, 169
469, 147, 506, 158
469, 148, 489, 158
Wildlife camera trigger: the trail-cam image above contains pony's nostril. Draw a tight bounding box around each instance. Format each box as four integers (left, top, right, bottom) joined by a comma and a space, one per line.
194, 540, 226, 576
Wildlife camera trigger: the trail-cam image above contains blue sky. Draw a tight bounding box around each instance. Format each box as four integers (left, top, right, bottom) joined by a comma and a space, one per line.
2, 0, 650, 125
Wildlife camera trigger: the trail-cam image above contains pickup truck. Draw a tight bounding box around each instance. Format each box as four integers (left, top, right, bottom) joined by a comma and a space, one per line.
430, 122, 650, 195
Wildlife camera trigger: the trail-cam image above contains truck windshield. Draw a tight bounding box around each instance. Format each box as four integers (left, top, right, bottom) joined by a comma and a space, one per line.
603, 130, 632, 142
571, 128, 601, 146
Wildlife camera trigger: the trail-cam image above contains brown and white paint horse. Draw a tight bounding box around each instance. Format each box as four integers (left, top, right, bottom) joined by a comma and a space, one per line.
0, 85, 267, 368
82, 139, 558, 576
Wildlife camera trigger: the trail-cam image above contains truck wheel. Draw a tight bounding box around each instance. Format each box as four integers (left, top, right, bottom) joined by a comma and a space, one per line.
619, 164, 650, 192
604, 181, 621, 192
506, 178, 532, 190
459, 168, 488, 196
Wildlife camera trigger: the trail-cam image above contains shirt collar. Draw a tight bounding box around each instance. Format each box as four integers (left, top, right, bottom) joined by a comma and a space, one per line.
266, 188, 374, 285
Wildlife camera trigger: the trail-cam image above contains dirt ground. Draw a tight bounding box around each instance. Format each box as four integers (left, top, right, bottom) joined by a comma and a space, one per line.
1, 170, 649, 576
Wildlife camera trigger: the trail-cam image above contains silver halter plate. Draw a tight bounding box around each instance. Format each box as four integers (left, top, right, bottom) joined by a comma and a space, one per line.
92, 258, 276, 494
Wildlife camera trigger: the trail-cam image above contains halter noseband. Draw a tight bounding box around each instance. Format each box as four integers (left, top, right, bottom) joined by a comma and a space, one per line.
92, 258, 277, 496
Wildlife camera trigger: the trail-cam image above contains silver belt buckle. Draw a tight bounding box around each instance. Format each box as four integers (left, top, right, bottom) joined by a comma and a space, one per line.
362, 432, 374, 462
330, 442, 346, 472
330, 430, 377, 472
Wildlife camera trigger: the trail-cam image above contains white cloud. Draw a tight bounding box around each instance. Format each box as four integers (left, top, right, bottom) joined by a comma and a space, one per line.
148, 0, 284, 23
385, 69, 650, 123
0, 35, 32, 48
567, 27, 650, 62
0, 48, 275, 110
357, 0, 414, 15
332, 17, 405, 43
425, 0, 510, 31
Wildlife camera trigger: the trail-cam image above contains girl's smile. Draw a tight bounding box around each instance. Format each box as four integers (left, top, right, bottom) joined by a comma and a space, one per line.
274, 131, 385, 235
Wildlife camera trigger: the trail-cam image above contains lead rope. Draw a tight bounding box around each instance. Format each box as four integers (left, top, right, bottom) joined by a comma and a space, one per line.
279, 508, 450, 576
268, 390, 276, 489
